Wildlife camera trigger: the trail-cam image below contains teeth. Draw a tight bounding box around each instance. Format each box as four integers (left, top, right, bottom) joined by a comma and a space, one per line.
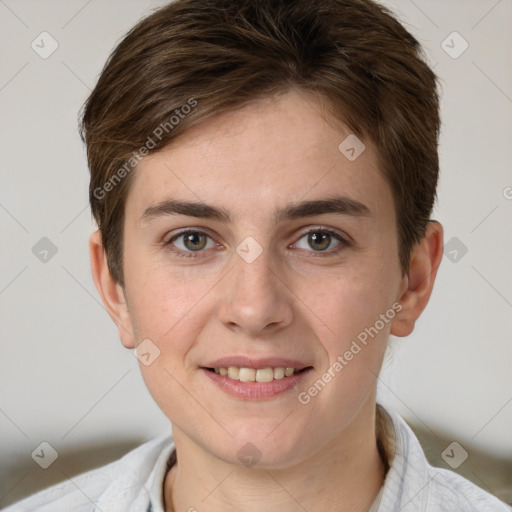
273, 367, 285, 380
239, 368, 256, 382
213, 366, 298, 382
255, 368, 274, 382
227, 367, 240, 380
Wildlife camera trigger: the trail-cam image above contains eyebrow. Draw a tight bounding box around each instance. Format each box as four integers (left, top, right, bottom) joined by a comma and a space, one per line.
140, 195, 371, 225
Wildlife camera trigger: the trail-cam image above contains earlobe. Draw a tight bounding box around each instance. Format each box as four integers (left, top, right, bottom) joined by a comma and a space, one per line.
89, 230, 136, 349
390, 221, 444, 337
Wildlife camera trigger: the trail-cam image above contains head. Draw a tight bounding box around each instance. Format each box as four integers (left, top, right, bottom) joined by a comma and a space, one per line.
84, 0, 443, 468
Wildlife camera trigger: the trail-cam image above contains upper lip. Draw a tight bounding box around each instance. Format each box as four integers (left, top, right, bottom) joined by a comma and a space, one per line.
203, 356, 311, 370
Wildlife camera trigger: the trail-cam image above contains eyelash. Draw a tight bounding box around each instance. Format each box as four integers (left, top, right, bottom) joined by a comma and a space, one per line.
164, 227, 351, 259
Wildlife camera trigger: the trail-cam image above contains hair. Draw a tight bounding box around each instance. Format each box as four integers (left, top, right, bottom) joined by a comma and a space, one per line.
79, 0, 440, 287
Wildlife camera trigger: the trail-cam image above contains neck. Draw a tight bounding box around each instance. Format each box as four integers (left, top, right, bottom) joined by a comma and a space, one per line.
164, 403, 389, 512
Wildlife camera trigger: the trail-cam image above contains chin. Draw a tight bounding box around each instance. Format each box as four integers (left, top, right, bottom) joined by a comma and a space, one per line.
214, 426, 307, 469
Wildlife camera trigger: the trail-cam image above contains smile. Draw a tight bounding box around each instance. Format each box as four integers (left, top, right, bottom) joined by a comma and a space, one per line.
210, 366, 297, 382
202, 365, 313, 400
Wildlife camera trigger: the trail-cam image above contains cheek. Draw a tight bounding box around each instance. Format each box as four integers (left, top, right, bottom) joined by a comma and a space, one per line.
301, 244, 399, 378
125, 265, 213, 423
124, 242, 214, 338
308, 262, 397, 339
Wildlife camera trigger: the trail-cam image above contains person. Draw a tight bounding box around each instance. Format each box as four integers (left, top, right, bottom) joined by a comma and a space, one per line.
4, 0, 510, 511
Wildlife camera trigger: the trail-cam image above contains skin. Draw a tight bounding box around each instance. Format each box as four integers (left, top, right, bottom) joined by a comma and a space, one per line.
90, 89, 443, 512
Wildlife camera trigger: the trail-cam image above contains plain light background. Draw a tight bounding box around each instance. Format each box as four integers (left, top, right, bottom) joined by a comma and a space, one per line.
1, 0, 511, 506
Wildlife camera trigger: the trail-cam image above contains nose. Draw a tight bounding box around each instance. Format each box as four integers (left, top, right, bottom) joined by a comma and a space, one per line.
216, 246, 293, 337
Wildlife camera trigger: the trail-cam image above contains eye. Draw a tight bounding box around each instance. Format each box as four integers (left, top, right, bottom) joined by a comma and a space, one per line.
164, 227, 349, 259
293, 228, 349, 254
165, 229, 217, 257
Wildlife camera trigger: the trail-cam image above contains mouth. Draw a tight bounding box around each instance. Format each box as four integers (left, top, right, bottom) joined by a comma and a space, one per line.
200, 360, 313, 400
203, 366, 310, 382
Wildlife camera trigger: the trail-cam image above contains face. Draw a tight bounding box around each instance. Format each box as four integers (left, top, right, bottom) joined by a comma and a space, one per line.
118, 89, 406, 467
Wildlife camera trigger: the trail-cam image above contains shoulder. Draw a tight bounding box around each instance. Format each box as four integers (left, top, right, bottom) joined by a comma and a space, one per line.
2, 433, 174, 512
424, 464, 511, 511
378, 407, 512, 512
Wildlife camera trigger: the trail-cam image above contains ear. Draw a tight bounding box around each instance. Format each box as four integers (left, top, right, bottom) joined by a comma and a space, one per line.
390, 221, 444, 337
89, 230, 135, 349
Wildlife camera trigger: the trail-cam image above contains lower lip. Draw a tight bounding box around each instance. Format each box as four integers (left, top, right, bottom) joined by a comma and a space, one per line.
201, 368, 311, 400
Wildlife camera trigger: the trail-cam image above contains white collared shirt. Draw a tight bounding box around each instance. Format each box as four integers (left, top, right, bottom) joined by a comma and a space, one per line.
3, 408, 510, 511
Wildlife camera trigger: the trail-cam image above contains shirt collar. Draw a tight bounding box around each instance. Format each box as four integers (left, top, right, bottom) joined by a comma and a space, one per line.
144, 437, 176, 512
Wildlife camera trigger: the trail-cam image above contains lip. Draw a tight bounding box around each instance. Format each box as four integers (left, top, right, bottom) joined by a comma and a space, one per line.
201, 367, 312, 400
202, 356, 310, 370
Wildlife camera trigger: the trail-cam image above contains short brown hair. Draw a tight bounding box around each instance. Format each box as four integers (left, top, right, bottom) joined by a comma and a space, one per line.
80, 0, 440, 286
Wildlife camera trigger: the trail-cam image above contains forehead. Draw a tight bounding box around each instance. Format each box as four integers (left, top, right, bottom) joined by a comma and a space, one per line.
126, 90, 394, 225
